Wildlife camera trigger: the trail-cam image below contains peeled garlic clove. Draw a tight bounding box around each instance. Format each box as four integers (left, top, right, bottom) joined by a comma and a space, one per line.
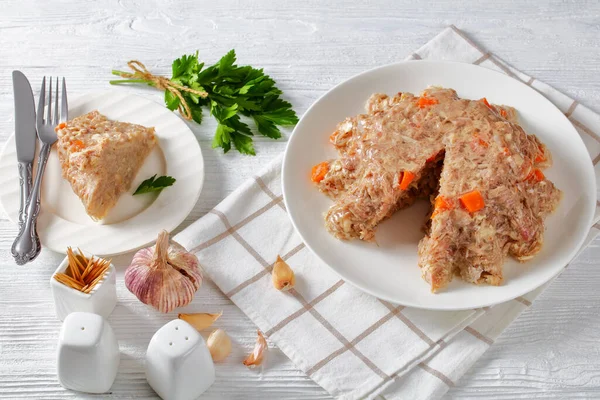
272, 256, 295, 291
207, 329, 232, 362
178, 312, 222, 331
243, 330, 267, 368
125, 230, 202, 313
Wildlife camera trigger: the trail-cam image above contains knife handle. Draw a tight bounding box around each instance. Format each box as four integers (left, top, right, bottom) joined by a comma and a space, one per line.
11, 143, 50, 265
17, 161, 33, 227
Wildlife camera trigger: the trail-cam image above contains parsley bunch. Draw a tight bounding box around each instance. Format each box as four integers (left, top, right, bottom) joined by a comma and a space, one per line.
111, 50, 298, 155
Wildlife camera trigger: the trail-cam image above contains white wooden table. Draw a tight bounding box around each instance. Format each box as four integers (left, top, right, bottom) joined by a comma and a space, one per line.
2, 1, 600, 398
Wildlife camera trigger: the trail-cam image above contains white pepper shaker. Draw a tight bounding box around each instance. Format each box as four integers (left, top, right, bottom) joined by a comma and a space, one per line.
56, 312, 120, 393
145, 319, 215, 400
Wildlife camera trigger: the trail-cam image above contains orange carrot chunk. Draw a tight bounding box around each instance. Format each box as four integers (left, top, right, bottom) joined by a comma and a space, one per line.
534, 169, 545, 181
398, 171, 415, 190
500, 109, 508, 118
431, 195, 453, 218
435, 196, 452, 211
481, 97, 496, 112
534, 146, 546, 163
459, 190, 485, 213
527, 168, 545, 182
54, 122, 67, 132
70, 139, 85, 152
418, 96, 439, 108
478, 138, 489, 148
311, 162, 329, 183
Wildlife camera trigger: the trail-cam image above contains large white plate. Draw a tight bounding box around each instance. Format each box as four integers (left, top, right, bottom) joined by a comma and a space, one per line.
0, 91, 204, 256
282, 61, 596, 310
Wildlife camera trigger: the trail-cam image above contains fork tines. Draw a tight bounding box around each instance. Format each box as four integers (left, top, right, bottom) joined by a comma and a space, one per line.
38, 76, 68, 128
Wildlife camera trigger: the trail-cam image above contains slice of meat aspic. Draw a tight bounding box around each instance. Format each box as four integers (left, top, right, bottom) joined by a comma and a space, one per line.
56, 111, 157, 220
311, 87, 561, 292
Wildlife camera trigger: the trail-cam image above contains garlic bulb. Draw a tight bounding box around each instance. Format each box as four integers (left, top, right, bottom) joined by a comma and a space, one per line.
207, 329, 232, 362
125, 230, 202, 313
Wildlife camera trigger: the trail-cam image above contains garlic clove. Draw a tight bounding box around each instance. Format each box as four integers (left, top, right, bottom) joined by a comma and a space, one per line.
271, 256, 295, 291
207, 329, 232, 362
243, 330, 267, 368
178, 312, 223, 331
125, 230, 202, 313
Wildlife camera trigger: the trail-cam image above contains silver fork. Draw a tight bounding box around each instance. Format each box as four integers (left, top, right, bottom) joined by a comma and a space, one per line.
12, 77, 68, 265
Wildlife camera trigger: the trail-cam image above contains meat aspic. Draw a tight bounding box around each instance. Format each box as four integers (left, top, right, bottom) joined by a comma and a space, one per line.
56, 111, 157, 220
311, 87, 561, 292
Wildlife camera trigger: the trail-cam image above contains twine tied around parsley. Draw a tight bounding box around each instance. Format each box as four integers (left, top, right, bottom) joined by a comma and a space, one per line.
110, 61, 208, 121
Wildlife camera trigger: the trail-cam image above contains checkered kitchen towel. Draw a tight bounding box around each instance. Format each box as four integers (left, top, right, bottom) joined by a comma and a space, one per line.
175, 26, 600, 400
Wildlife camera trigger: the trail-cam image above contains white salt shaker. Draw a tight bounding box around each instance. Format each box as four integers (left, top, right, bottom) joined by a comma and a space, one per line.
57, 312, 120, 393
50, 250, 117, 321
145, 319, 215, 400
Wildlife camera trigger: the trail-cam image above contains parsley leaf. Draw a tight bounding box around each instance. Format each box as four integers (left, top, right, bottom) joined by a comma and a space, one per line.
212, 123, 234, 153
165, 90, 180, 111
217, 50, 237, 74
227, 115, 253, 136
110, 49, 298, 155
133, 175, 176, 195
252, 115, 282, 139
189, 106, 203, 124
231, 132, 255, 155
172, 53, 198, 79
211, 101, 238, 121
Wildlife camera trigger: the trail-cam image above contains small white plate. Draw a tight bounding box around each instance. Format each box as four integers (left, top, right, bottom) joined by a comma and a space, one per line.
0, 91, 204, 256
282, 61, 596, 310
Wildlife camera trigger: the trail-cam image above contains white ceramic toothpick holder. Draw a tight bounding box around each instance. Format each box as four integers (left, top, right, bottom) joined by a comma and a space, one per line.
50, 250, 117, 321
145, 319, 215, 400
57, 312, 120, 393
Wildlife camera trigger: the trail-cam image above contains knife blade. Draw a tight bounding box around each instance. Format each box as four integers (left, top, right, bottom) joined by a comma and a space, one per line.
13, 71, 37, 227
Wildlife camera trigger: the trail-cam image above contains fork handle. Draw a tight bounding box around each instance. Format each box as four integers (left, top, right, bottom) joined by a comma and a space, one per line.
17, 161, 33, 227
11, 143, 51, 265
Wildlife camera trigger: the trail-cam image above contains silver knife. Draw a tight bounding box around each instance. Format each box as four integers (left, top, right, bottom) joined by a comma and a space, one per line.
12, 71, 37, 229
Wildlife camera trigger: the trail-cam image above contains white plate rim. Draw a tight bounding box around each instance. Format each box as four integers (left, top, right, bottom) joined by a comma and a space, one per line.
0, 90, 204, 256
282, 60, 596, 310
